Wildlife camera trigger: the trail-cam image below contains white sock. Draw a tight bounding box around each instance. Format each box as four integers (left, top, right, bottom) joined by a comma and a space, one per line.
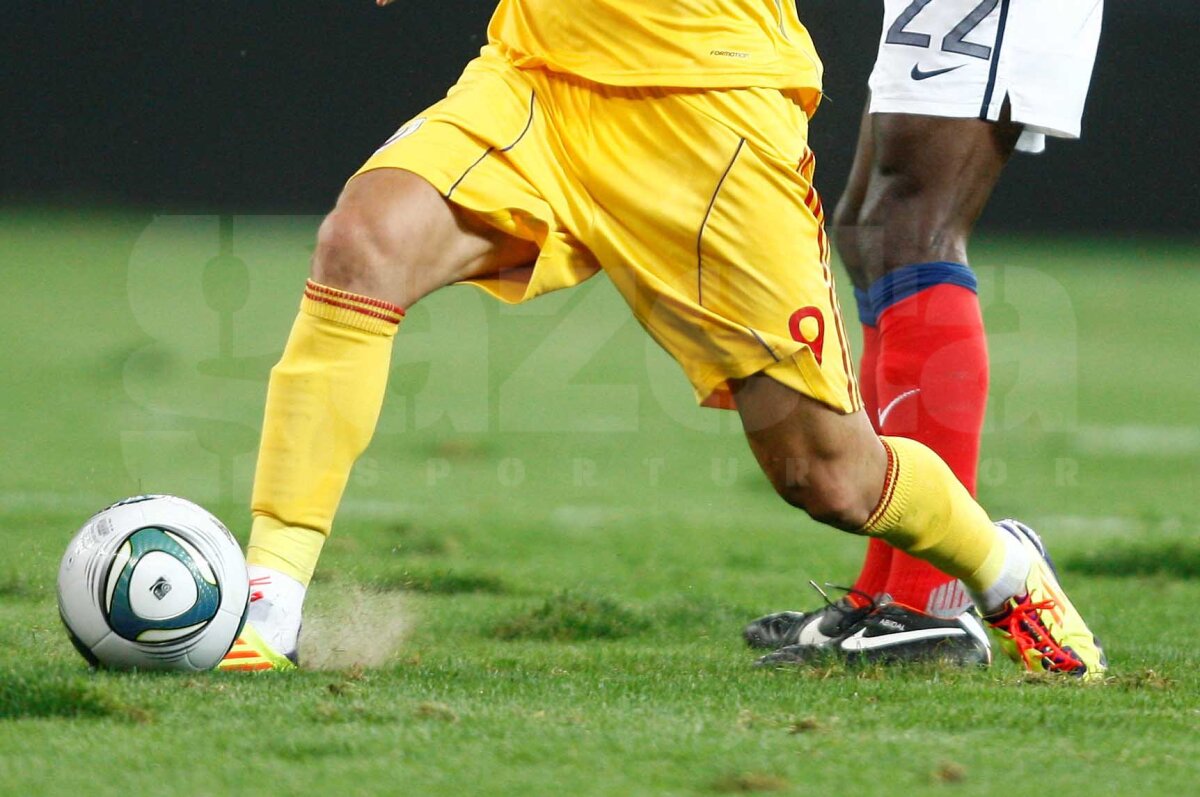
246, 565, 306, 655
969, 530, 1033, 616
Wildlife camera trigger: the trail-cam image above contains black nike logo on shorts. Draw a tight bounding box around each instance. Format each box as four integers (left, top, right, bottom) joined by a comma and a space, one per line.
910, 64, 966, 81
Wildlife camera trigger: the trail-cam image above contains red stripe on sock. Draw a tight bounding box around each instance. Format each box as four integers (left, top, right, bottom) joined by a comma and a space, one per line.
305, 280, 406, 317
304, 290, 403, 325
864, 439, 899, 530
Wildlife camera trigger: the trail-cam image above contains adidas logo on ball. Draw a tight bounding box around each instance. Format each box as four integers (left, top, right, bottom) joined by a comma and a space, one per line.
150, 577, 173, 600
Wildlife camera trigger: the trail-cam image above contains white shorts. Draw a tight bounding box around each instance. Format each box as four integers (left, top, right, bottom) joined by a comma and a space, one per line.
867, 0, 1103, 153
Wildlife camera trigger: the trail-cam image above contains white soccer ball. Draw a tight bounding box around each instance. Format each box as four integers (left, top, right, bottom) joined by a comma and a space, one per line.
57, 495, 249, 671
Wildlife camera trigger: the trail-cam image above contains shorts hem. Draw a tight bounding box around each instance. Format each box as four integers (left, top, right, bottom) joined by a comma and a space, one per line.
869, 96, 1078, 141
695, 350, 857, 415
352, 163, 596, 306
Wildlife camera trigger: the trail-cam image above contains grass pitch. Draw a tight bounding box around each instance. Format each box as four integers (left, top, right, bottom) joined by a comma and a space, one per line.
1, 211, 1198, 796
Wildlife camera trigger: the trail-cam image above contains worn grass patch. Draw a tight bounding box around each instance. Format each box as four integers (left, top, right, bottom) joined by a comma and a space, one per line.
0, 573, 38, 600
711, 772, 790, 793
384, 521, 463, 557
1061, 541, 1200, 579
374, 569, 510, 595
645, 595, 756, 636
0, 675, 150, 722
492, 592, 650, 641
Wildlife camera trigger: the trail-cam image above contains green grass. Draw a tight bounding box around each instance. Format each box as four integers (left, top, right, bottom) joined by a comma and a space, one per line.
1, 209, 1198, 795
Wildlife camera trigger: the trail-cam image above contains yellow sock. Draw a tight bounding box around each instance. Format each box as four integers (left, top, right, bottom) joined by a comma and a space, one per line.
861, 436, 1008, 595
245, 280, 403, 586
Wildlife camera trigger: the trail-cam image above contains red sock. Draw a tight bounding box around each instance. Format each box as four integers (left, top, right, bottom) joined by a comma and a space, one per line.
874, 273, 988, 615
848, 314, 891, 607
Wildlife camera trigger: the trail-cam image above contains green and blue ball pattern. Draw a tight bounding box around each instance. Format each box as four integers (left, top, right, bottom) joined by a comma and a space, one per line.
105, 527, 221, 642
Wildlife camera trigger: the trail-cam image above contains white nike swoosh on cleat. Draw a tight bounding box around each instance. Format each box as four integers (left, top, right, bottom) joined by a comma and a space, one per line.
840, 627, 966, 652
796, 621, 837, 646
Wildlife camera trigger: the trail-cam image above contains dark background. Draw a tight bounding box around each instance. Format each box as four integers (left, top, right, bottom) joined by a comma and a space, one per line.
3, 1, 1196, 232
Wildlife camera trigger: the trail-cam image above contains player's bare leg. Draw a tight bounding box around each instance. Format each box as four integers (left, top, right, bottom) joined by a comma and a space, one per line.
856, 109, 1020, 608
831, 102, 877, 293
220, 169, 537, 670
309, 169, 539, 309
734, 373, 1104, 677
745, 105, 1024, 663
735, 377, 886, 532
849, 109, 1021, 280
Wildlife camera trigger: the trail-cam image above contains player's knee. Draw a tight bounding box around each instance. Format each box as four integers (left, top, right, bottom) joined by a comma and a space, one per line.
800, 478, 872, 531
764, 460, 872, 532
859, 176, 966, 271
311, 204, 410, 295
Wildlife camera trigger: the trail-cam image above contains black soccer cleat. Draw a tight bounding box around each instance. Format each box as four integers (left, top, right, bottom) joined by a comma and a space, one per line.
755, 602, 993, 668
743, 593, 874, 650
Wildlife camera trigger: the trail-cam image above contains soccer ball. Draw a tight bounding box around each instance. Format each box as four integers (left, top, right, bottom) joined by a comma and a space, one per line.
57, 495, 249, 671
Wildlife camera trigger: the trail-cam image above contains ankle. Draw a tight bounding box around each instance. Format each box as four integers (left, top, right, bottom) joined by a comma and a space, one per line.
246, 565, 307, 654
966, 530, 1031, 615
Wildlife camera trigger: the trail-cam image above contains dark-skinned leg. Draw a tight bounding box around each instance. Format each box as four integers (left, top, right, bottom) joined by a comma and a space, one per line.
856, 111, 1021, 281
854, 110, 1021, 616
832, 101, 876, 294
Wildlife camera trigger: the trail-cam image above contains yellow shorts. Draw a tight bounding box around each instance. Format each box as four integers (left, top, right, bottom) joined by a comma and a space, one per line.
354, 47, 861, 413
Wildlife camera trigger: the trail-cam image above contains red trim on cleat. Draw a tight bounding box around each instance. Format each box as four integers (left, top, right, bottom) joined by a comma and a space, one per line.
987, 595, 1086, 676
221, 661, 274, 672
217, 624, 297, 672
